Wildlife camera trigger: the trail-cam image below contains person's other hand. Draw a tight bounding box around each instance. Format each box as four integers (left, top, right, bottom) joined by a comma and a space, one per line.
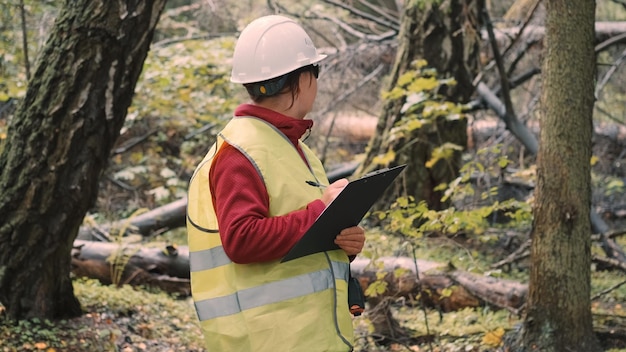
320, 178, 348, 206
334, 226, 365, 256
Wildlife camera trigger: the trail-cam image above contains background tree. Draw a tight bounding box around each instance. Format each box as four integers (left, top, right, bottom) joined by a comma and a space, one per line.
512, 0, 603, 350
0, 0, 167, 320
356, 0, 483, 211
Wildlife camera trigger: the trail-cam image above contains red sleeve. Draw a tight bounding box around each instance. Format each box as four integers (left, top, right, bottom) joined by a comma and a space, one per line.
209, 144, 326, 264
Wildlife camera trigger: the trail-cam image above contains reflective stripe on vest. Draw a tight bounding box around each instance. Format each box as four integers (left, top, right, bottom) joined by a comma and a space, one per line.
189, 245, 231, 272
193, 260, 349, 321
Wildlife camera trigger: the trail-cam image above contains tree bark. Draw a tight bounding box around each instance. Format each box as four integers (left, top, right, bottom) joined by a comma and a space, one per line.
513, 0, 602, 350
356, 0, 482, 211
0, 0, 166, 320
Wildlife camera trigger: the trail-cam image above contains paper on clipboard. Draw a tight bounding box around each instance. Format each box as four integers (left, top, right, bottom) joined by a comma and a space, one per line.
281, 164, 407, 263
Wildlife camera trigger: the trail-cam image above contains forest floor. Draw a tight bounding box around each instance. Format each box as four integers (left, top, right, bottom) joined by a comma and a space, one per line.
1, 230, 626, 351
0, 279, 206, 352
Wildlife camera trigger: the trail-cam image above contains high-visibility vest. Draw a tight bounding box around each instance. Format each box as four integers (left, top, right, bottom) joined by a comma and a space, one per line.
187, 117, 354, 352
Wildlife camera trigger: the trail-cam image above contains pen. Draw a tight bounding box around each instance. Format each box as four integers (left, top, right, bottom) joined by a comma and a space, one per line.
305, 180, 327, 188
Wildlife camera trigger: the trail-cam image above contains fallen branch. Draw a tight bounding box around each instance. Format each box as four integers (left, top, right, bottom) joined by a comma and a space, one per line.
78, 163, 359, 240
71, 240, 191, 296
350, 256, 527, 313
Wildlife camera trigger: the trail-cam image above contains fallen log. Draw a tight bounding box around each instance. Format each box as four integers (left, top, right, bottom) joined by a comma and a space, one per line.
70, 240, 527, 313
498, 22, 626, 49
78, 163, 360, 240
71, 240, 190, 296
350, 256, 527, 313
77, 198, 188, 240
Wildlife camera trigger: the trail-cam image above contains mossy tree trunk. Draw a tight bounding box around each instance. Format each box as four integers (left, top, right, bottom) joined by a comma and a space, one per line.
357, 0, 482, 211
0, 0, 166, 320
513, 0, 602, 350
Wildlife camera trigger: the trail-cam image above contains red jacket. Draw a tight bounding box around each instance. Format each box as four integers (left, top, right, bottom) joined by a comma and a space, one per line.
209, 104, 326, 264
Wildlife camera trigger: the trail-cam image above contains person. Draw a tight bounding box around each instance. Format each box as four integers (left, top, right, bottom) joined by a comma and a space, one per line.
186, 15, 366, 352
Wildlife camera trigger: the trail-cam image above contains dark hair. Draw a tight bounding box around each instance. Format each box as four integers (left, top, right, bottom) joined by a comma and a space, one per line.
244, 65, 319, 107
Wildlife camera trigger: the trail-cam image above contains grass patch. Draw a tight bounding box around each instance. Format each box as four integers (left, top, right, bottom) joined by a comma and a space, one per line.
1, 279, 205, 352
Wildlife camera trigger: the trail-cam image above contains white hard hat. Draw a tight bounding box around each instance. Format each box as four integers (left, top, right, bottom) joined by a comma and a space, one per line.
230, 15, 327, 84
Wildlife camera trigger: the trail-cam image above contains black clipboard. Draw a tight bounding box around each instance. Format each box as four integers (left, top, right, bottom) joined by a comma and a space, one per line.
281, 164, 407, 263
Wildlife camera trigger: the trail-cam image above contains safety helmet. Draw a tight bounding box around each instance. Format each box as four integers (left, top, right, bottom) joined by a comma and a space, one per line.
230, 15, 327, 84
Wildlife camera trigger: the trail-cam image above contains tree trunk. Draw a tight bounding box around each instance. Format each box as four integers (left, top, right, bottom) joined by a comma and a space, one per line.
513, 0, 602, 350
0, 0, 166, 320
357, 0, 482, 211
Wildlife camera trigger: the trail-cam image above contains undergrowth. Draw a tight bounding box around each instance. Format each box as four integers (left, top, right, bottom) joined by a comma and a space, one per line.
0, 279, 205, 352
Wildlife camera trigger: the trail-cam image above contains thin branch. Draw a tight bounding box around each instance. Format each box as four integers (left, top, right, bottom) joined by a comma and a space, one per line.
506, 39, 541, 77
162, 3, 201, 17
318, 13, 396, 42
595, 48, 626, 99
184, 123, 217, 140
106, 175, 137, 192
491, 239, 531, 269
591, 279, 626, 301
19, 0, 30, 80
509, 67, 541, 91
592, 254, 626, 273
355, 0, 399, 25
319, 0, 400, 31
594, 104, 625, 125
482, 5, 516, 127
501, 0, 543, 58
112, 130, 158, 155
466, 67, 540, 112
315, 63, 385, 163
474, 0, 542, 81
152, 33, 236, 48
595, 32, 626, 53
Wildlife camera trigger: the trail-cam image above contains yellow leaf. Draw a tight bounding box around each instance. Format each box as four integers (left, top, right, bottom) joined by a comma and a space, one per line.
34, 342, 47, 350
397, 72, 416, 87
440, 287, 453, 297
482, 327, 505, 347
372, 149, 396, 166
408, 77, 438, 92
413, 59, 428, 69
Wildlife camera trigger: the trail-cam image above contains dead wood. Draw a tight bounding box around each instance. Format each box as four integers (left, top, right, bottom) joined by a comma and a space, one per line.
71, 257, 190, 296
78, 164, 359, 240
71, 240, 190, 296
485, 22, 626, 54
77, 197, 188, 240
69, 240, 528, 315
350, 256, 526, 313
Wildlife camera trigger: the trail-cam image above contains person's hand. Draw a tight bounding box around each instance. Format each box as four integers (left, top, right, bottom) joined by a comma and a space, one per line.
334, 226, 365, 256
320, 178, 348, 206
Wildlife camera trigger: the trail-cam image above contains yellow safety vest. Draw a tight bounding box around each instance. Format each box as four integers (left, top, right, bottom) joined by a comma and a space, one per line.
187, 117, 354, 352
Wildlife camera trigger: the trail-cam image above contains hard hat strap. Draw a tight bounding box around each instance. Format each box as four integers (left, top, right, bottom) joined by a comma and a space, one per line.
251, 75, 288, 97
